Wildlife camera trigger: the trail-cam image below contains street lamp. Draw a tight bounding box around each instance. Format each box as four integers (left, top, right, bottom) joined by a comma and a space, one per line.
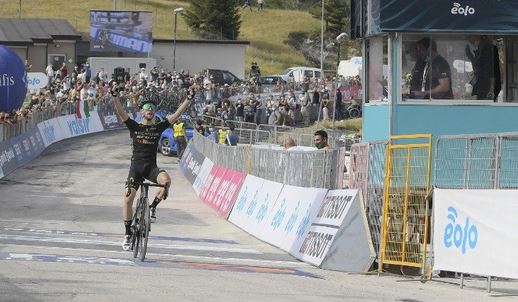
335, 32, 348, 69
173, 7, 185, 71
320, 0, 324, 80
333, 33, 348, 129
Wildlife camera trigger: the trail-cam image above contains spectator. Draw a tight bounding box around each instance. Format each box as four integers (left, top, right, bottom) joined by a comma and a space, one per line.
314, 130, 330, 150
206, 124, 218, 143
195, 119, 205, 135
243, 0, 253, 11
258, 0, 265, 12
173, 119, 187, 160
46, 64, 55, 85
25, 59, 33, 71
225, 124, 239, 146
282, 137, 303, 152
59, 62, 68, 80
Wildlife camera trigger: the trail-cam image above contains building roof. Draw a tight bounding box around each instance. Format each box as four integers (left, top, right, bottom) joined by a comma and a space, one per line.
153, 39, 250, 45
0, 18, 81, 44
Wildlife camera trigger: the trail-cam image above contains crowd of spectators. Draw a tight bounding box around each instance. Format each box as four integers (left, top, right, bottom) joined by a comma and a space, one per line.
0, 59, 347, 142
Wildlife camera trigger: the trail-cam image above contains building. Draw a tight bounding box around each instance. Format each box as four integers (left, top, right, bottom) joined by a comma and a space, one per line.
0, 18, 81, 73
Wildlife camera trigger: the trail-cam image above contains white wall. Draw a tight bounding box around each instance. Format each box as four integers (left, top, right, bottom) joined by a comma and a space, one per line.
151, 41, 247, 79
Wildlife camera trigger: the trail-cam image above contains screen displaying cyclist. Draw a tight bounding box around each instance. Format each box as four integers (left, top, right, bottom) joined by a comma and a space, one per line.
112, 86, 192, 251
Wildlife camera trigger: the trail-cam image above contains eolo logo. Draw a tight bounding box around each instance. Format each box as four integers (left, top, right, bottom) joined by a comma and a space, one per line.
443, 206, 478, 254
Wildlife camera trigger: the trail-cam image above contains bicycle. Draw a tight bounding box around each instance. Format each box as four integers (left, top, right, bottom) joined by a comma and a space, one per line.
127, 181, 166, 261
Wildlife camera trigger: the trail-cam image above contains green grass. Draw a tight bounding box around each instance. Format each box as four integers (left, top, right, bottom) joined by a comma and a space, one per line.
1, 1, 319, 75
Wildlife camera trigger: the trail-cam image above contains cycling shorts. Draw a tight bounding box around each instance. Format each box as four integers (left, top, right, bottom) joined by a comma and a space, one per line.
126, 161, 166, 190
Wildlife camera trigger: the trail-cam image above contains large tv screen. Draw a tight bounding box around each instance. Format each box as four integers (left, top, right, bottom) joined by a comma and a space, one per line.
90, 10, 153, 53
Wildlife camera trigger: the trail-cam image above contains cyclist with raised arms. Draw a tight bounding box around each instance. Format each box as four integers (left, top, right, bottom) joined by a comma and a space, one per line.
111, 86, 192, 251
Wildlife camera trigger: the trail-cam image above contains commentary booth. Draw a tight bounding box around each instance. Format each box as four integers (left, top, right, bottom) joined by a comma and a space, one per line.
348, 0, 518, 287
350, 0, 518, 142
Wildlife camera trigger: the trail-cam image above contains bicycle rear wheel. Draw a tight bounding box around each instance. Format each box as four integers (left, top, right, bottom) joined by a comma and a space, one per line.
138, 198, 151, 261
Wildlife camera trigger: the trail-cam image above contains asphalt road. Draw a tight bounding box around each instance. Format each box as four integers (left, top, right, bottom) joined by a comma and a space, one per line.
0, 129, 516, 302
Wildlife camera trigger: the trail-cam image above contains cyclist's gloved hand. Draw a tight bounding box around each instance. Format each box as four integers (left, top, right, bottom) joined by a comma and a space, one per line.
125, 179, 134, 196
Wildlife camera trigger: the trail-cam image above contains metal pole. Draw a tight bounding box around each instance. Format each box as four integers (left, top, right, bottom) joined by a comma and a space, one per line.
460, 273, 464, 289
113, 0, 116, 10
173, 13, 178, 71
487, 276, 492, 293
320, 0, 324, 80
336, 43, 341, 69
19, 0, 21, 18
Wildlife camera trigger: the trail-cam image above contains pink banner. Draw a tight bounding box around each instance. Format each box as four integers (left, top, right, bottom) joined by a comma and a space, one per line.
199, 165, 245, 219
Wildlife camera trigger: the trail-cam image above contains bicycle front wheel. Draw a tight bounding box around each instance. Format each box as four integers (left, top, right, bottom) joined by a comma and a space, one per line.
138, 198, 151, 261
132, 200, 144, 259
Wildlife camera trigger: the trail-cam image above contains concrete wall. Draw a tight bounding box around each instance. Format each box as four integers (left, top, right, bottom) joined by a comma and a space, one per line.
151, 41, 248, 79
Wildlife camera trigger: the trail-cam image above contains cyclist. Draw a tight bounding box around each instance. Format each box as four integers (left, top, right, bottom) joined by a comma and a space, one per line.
111, 86, 192, 251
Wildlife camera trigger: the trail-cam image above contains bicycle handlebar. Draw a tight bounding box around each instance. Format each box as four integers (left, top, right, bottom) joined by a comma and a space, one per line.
132, 182, 167, 188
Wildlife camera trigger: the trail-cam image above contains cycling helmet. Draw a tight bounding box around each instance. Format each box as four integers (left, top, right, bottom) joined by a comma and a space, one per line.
138, 98, 157, 109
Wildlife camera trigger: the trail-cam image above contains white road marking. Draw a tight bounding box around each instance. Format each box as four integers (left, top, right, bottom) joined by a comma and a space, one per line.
1, 245, 310, 268
0, 234, 262, 254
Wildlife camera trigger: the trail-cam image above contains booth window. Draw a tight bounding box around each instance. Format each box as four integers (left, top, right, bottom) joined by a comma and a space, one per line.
366, 35, 388, 103
401, 35, 503, 103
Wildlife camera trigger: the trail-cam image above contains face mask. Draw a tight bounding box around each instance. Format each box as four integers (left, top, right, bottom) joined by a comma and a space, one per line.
315, 142, 322, 149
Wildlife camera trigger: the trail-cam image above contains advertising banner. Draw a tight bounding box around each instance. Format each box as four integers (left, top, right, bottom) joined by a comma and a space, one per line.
179, 144, 205, 185
9, 127, 46, 166
37, 118, 66, 147
0, 140, 17, 177
262, 185, 328, 253
98, 103, 124, 130
290, 189, 375, 271
209, 169, 246, 218
57, 113, 104, 138
199, 165, 226, 205
90, 10, 153, 53
229, 177, 284, 238
26, 72, 48, 91
433, 189, 518, 279
192, 158, 214, 195
379, 0, 518, 33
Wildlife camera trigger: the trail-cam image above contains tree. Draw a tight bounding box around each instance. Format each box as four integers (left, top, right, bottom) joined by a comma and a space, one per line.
183, 0, 241, 40
310, 0, 349, 37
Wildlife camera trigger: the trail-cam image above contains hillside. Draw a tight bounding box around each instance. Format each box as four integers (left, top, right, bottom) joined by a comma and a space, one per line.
1, 0, 320, 75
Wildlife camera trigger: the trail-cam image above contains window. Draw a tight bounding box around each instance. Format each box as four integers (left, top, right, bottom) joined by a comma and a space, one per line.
315, 71, 321, 79
401, 35, 502, 102
304, 70, 313, 78
366, 36, 388, 103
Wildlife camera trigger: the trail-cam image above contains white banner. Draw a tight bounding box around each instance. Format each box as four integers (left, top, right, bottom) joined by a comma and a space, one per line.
228, 176, 283, 238
37, 118, 67, 147
57, 113, 104, 138
192, 158, 214, 195
434, 189, 518, 279
295, 225, 338, 266
313, 189, 358, 227
263, 185, 328, 253
27, 72, 48, 90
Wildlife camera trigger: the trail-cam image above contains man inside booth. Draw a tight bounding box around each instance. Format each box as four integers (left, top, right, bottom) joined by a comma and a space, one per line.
410, 37, 453, 99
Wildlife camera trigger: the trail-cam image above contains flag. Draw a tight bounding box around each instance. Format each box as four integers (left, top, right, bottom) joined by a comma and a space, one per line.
75, 100, 90, 119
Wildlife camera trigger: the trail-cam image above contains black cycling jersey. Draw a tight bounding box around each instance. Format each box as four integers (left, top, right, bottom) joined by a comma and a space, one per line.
124, 118, 170, 163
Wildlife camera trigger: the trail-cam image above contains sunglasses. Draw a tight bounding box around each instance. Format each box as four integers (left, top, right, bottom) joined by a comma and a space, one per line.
142, 103, 156, 111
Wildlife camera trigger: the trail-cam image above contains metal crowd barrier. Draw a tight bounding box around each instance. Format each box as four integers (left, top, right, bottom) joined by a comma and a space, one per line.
434, 132, 518, 189
348, 140, 387, 260
1, 106, 57, 143
191, 131, 343, 189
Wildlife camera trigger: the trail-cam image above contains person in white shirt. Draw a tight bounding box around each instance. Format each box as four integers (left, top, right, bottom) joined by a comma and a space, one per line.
46, 65, 55, 85
283, 137, 304, 152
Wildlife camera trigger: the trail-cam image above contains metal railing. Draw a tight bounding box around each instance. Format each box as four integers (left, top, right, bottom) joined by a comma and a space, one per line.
434, 133, 518, 189
191, 131, 344, 189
